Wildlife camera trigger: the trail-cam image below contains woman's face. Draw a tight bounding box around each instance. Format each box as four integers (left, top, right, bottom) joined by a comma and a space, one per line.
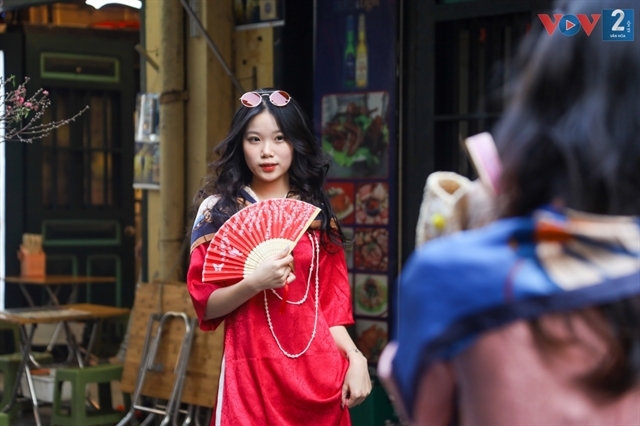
242, 110, 294, 188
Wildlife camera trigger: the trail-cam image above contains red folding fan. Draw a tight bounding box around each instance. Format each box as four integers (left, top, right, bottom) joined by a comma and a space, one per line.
202, 198, 321, 284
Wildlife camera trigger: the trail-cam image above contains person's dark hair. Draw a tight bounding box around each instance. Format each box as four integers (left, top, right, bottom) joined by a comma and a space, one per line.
495, 0, 640, 217
195, 89, 344, 246
493, 0, 640, 398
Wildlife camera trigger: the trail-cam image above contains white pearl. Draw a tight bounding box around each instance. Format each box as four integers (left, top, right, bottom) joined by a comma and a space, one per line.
264, 232, 320, 358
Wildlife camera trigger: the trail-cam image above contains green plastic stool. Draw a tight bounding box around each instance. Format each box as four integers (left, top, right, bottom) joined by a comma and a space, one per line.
52, 364, 130, 426
0, 351, 54, 424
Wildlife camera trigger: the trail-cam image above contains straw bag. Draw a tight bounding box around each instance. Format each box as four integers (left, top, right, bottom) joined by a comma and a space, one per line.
415, 172, 496, 247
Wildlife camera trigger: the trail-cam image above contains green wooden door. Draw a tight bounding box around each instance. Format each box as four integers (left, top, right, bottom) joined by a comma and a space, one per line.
20, 30, 137, 308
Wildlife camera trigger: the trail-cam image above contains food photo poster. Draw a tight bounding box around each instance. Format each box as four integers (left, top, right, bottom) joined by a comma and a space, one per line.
315, 0, 398, 369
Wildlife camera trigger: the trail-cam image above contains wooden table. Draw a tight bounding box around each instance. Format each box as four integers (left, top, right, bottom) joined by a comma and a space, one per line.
2, 276, 116, 286
2, 275, 116, 306
0, 303, 129, 324
0, 304, 129, 426
3, 275, 118, 353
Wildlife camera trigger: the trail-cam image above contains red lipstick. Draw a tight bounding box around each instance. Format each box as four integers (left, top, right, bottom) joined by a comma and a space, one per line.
260, 163, 277, 172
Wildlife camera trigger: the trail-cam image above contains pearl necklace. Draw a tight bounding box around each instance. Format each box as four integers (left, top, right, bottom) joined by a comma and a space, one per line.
269, 232, 313, 305
264, 232, 319, 358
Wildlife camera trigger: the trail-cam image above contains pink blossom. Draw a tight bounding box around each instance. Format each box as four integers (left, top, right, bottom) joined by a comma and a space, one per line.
1, 76, 87, 143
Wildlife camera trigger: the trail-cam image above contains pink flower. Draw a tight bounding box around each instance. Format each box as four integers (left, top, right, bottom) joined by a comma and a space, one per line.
42, 90, 49, 96
25, 102, 32, 108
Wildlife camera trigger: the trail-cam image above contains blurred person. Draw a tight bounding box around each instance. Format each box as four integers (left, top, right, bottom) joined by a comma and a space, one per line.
379, 0, 640, 424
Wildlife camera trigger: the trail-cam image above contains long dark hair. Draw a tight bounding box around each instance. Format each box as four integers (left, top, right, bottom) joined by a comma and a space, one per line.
495, 0, 640, 217
493, 0, 639, 398
195, 90, 344, 245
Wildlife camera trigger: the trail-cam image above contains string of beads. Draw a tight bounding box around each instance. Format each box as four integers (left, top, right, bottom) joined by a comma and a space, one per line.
264, 232, 319, 358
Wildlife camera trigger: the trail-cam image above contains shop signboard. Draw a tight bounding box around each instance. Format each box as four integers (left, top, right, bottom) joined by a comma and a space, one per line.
314, 0, 398, 367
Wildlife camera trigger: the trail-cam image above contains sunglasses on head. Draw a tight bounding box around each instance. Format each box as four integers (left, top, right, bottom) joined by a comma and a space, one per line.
240, 90, 291, 108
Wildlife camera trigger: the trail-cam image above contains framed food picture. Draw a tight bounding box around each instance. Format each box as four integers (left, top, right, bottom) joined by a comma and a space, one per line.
355, 182, 389, 225
355, 319, 388, 364
321, 91, 390, 178
354, 228, 389, 272
354, 274, 388, 317
327, 181, 355, 224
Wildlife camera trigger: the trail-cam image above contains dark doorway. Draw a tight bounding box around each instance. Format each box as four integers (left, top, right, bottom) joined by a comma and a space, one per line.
274, 0, 314, 116
2, 26, 138, 308
400, 0, 553, 264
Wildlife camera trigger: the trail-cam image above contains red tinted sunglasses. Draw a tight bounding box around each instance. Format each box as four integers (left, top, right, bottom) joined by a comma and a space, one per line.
240, 90, 291, 108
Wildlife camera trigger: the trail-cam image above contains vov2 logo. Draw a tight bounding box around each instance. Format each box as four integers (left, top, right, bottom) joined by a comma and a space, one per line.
538, 8, 634, 41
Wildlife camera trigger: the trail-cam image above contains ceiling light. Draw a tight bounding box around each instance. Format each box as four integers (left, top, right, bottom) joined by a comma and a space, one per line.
86, 0, 142, 9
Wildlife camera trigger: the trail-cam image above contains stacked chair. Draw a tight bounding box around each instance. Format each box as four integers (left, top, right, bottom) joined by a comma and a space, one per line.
117, 311, 197, 426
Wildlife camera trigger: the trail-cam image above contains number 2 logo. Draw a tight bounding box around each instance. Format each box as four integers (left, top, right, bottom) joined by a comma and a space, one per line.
602, 8, 634, 41
610, 9, 625, 32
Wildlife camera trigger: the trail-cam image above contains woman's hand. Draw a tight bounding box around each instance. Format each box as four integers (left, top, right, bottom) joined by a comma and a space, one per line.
329, 326, 372, 408
342, 349, 372, 408
203, 248, 295, 320
248, 248, 296, 292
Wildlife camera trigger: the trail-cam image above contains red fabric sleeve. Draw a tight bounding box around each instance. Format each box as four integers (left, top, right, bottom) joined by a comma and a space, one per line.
318, 239, 354, 327
186, 243, 227, 331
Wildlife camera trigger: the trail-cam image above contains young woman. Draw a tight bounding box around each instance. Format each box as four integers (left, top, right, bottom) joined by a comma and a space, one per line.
379, 0, 640, 424
187, 90, 371, 425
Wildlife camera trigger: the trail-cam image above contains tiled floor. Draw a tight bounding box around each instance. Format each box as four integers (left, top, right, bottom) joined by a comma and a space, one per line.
12, 400, 129, 426
12, 405, 52, 426
4, 388, 213, 426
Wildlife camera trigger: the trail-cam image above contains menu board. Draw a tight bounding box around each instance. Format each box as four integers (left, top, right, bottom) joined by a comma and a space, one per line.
314, 0, 398, 366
